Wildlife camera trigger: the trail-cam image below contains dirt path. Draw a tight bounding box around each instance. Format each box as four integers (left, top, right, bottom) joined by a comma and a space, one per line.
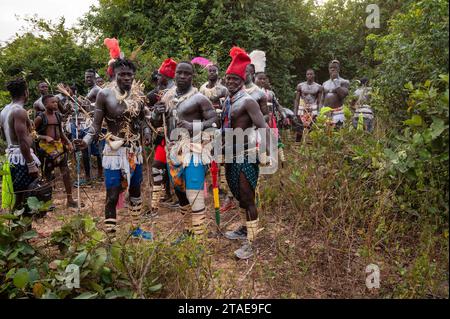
30, 170, 277, 298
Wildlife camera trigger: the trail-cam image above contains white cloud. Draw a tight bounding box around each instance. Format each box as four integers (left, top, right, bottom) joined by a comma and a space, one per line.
0, 0, 98, 44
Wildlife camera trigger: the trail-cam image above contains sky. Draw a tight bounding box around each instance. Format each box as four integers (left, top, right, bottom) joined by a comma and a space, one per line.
0, 0, 98, 44
0, 0, 329, 44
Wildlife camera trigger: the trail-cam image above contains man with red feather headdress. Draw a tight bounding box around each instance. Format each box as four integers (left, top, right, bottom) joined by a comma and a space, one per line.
74, 38, 153, 239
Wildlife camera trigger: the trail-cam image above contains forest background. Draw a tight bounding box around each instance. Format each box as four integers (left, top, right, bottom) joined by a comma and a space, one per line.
0, 0, 448, 299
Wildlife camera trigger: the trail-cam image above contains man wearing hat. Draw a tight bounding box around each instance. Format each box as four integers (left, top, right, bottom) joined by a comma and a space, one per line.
147, 58, 177, 214
221, 47, 271, 259
152, 61, 218, 241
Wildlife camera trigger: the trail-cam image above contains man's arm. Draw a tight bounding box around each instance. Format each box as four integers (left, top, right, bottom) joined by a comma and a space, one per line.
82, 90, 106, 145
199, 96, 219, 130
245, 99, 272, 157
317, 85, 324, 110
140, 105, 152, 145
14, 109, 35, 164
33, 101, 42, 113
294, 84, 302, 115
246, 98, 268, 130
33, 115, 52, 142
59, 116, 72, 148
259, 93, 269, 121
335, 79, 349, 100
272, 93, 286, 120
86, 86, 100, 103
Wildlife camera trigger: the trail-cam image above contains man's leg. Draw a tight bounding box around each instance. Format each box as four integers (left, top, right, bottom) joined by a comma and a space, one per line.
10, 164, 34, 214
96, 155, 103, 179
128, 164, 144, 227
59, 156, 78, 208
185, 161, 207, 237
234, 171, 260, 259
295, 116, 304, 142
82, 148, 91, 182
104, 169, 122, 234
163, 168, 172, 199
220, 164, 236, 212
151, 160, 166, 215
224, 164, 248, 240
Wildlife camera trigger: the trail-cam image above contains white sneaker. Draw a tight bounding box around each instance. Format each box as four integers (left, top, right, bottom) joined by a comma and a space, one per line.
234, 242, 254, 259
224, 226, 247, 240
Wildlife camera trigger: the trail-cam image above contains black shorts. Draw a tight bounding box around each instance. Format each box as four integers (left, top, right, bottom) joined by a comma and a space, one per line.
43, 152, 69, 178
10, 163, 36, 192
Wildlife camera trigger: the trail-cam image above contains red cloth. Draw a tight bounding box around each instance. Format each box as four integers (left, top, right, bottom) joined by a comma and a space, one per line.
226, 46, 251, 80
159, 58, 177, 79
154, 138, 167, 163
269, 113, 279, 138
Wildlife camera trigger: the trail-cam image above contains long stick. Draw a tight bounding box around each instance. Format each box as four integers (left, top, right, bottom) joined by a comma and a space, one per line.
73, 89, 81, 214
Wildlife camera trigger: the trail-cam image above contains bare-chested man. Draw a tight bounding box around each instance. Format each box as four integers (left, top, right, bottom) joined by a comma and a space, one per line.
83, 68, 103, 182
199, 64, 229, 200
244, 63, 268, 117
33, 81, 49, 115
74, 59, 152, 238
220, 60, 268, 213
199, 64, 228, 111
255, 72, 288, 164
294, 69, 323, 141
85, 69, 101, 108
322, 60, 350, 127
152, 61, 218, 241
351, 77, 374, 132
34, 95, 78, 208
0, 78, 41, 212
222, 48, 271, 259
147, 58, 177, 213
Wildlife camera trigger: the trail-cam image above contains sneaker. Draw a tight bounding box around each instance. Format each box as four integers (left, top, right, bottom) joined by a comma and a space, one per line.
220, 199, 236, 213
169, 200, 180, 209
234, 242, 254, 259
224, 225, 247, 240
131, 227, 153, 240
144, 208, 158, 218
160, 195, 173, 208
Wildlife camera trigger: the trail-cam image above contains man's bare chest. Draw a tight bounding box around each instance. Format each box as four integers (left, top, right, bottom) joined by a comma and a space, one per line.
104, 97, 137, 120
301, 83, 320, 96
176, 98, 200, 119
230, 100, 247, 119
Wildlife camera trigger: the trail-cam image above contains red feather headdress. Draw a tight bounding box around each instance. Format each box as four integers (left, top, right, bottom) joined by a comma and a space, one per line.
103, 38, 122, 78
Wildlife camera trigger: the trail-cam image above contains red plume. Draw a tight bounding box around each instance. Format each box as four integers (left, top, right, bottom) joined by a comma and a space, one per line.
229, 46, 247, 58
104, 38, 121, 59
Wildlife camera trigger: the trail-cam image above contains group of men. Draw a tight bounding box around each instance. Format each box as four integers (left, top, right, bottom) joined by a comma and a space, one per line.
0, 40, 373, 260
293, 60, 374, 142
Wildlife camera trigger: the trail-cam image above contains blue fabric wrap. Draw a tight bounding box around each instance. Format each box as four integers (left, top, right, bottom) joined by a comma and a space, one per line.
104, 164, 143, 190
169, 157, 206, 192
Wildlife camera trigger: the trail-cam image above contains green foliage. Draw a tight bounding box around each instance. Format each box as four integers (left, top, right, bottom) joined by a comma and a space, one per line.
1, 210, 215, 299
0, 18, 98, 104
80, 0, 315, 104
0, 211, 39, 298
367, 0, 449, 117
383, 75, 449, 222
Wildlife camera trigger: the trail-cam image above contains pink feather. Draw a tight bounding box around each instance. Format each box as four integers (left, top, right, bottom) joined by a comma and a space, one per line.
191, 57, 213, 67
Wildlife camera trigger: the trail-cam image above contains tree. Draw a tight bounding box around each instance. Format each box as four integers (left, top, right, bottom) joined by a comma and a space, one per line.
80, 0, 315, 105
0, 18, 98, 105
